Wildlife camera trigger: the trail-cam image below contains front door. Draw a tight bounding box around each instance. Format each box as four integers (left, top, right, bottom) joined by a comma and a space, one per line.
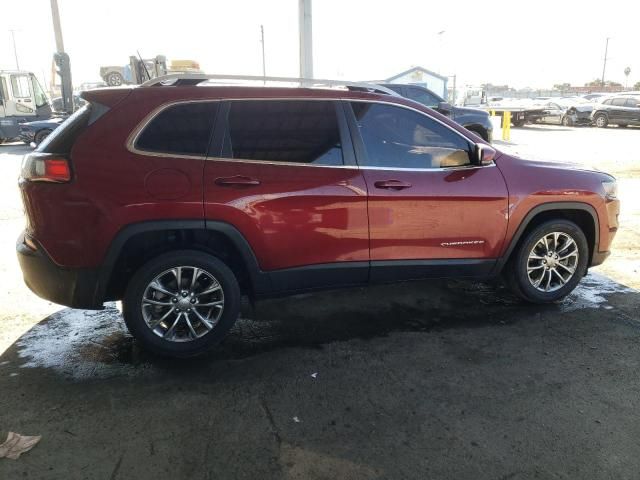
345, 101, 509, 281
203, 99, 369, 292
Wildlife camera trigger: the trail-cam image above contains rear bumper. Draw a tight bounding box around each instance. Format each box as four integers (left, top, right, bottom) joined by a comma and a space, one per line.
16, 232, 103, 309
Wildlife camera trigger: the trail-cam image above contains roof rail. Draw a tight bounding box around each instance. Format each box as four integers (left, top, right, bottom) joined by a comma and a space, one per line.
140, 73, 399, 96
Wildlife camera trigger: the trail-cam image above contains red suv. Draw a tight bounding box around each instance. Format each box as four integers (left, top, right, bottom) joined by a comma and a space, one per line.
17, 77, 619, 357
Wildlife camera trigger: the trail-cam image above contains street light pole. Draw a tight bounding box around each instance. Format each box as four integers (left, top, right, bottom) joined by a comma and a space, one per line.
260, 25, 266, 79
299, 0, 313, 80
9, 29, 19, 70
600, 37, 610, 87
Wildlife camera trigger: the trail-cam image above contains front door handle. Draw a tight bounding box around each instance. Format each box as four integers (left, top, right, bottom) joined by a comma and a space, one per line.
214, 175, 261, 187
374, 180, 412, 190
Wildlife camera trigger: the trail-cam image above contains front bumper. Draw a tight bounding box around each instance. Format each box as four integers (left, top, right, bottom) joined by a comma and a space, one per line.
18, 128, 35, 143
16, 232, 103, 309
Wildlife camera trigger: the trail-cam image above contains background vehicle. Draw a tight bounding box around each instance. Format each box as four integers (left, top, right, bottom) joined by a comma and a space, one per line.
535, 99, 593, 126
100, 56, 201, 86
0, 71, 52, 143
51, 95, 86, 112
19, 117, 66, 146
591, 96, 640, 128
17, 75, 619, 357
382, 83, 493, 141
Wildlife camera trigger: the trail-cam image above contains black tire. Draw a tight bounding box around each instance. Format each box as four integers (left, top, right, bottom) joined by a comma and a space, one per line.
511, 119, 525, 127
105, 72, 124, 86
122, 250, 241, 357
34, 129, 52, 146
594, 113, 608, 128
618, 124, 628, 128
466, 127, 488, 141
504, 220, 588, 303
562, 115, 572, 127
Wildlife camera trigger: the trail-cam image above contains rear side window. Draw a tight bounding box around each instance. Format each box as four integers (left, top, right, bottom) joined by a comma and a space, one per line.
222, 100, 343, 166
625, 98, 640, 108
350, 102, 471, 169
135, 102, 218, 156
612, 98, 627, 106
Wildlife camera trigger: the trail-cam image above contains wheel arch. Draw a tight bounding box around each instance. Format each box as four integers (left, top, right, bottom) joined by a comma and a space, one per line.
95, 220, 269, 303
494, 202, 599, 274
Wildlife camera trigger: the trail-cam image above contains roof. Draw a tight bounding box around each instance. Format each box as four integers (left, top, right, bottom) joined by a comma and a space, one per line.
385, 66, 448, 83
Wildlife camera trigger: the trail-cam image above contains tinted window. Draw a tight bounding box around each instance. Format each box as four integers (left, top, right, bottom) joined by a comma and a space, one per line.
223, 100, 343, 165
612, 98, 627, 107
625, 98, 640, 108
136, 102, 218, 156
351, 102, 471, 169
406, 87, 441, 108
602, 99, 612, 105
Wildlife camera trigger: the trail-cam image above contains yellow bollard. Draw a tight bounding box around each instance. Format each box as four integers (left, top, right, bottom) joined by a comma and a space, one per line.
502, 111, 511, 141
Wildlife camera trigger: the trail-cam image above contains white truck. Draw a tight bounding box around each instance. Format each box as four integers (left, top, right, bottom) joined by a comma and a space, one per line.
0, 71, 52, 143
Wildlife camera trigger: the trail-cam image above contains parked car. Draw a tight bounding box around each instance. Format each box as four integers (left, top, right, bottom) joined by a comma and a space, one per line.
381, 83, 493, 142
17, 81, 619, 357
51, 95, 86, 113
18, 116, 66, 146
591, 96, 640, 127
535, 100, 593, 126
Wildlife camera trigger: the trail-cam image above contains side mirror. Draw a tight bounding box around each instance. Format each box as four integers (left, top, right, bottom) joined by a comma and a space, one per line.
474, 144, 496, 166
438, 101, 452, 113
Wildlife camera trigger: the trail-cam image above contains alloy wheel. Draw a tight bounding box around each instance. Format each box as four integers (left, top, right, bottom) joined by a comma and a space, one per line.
141, 266, 224, 342
526, 232, 579, 292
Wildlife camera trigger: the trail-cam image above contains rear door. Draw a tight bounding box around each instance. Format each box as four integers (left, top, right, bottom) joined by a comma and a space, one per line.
609, 97, 628, 124
624, 98, 640, 125
345, 101, 508, 281
203, 99, 369, 292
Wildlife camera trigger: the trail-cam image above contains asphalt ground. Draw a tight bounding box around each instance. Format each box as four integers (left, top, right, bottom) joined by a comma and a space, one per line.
1, 124, 639, 479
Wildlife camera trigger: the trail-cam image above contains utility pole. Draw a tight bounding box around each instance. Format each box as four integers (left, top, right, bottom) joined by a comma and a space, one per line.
9, 29, 19, 70
260, 25, 266, 79
50, 0, 74, 113
299, 0, 313, 81
600, 37, 610, 87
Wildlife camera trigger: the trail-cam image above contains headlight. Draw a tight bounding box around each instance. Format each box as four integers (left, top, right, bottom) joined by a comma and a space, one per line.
602, 180, 618, 200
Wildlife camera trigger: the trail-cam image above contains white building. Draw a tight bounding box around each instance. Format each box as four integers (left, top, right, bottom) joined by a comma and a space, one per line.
385, 66, 448, 100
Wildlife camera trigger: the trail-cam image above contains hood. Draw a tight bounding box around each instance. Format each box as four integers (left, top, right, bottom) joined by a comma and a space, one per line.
496, 155, 613, 179
453, 105, 489, 116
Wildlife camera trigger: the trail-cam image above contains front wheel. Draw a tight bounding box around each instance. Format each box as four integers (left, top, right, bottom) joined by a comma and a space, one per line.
594, 114, 608, 128
505, 220, 588, 303
123, 250, 241, 357
34, 129, 52, 146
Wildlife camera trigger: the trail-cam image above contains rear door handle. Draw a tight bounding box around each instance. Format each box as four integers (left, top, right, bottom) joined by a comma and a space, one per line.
214, 175, 261, 187
374, 180, 412, 190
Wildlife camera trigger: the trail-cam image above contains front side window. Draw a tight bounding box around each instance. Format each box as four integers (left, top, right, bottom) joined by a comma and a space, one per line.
222, 100, 343, 166
351, 102, 472, 169
11, 75, 31, 98
31, 76, 48, 107
602, 99, 612, 105
135, 102, 218, 156
406, 87, 441, 108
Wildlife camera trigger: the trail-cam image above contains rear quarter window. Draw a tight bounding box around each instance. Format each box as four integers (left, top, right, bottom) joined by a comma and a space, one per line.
134, 102, 219, 156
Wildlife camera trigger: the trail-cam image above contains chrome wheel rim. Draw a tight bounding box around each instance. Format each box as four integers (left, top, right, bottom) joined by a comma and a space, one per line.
141, 266, 224, 342
527, 232, 579, 292
596, 116, 605, 127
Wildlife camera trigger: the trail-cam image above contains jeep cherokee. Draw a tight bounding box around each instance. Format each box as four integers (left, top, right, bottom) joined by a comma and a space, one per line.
17, 77, 619, 357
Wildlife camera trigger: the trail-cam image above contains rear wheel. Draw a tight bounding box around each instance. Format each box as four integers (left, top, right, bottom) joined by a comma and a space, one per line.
105, 71, 124, 86
594, 114, 608, 128
618, 124, 628, 128
123, 250, 241, 357
505, 220, 588, 303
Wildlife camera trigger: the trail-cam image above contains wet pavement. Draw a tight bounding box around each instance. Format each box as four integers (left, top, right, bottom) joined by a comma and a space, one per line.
1, 130, 640, 479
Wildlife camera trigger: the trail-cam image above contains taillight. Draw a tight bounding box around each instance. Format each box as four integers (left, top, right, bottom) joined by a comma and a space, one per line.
21, 153, 71, 183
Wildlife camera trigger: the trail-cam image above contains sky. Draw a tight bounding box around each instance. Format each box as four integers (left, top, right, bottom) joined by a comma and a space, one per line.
1, 0, 639, 91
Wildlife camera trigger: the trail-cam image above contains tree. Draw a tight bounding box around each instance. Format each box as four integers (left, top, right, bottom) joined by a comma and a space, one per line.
553, 83, 571, 91
634, 81, 640, 90
585, 78, 603, 87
